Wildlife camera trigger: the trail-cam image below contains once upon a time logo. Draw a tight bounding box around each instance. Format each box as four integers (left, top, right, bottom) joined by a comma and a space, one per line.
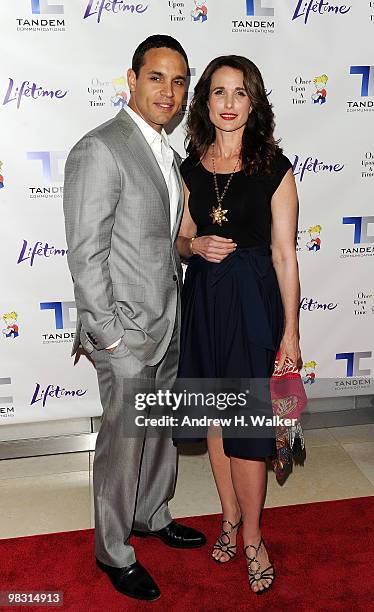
2, 312, 20, 340
27, 151, 66, 199
292, 155, 344, 182
347, 65, 374, 112
40, 301, 76, 344
0, 160, 4, 189
30, 383, 87, 408
83, 0, 148, 24
361, 151, 374, 178
169, 0, 186, 22
353, 291, 374, 316
291, 74, 329, 106
232, 0, 275, 34
191, 0, 208, 22
87, 76, 128, 109
292, 0, 351, 25
17, 240, 68, 267
2, 79, 68, 110
297, 224, 322, 252
168, 0, 208, 23
302, 360, 317, 385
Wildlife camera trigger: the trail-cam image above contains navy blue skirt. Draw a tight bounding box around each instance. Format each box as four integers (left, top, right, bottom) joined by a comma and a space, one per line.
177, 246, 284, 459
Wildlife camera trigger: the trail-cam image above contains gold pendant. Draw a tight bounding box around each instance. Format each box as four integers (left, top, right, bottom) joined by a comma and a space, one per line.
210, 204, 228, 226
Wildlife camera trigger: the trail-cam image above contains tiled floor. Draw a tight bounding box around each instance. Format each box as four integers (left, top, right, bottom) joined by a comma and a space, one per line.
0, 425, 373, 539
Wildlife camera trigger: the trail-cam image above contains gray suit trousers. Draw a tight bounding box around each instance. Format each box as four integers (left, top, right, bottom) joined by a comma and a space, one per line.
89, 321, 179, 568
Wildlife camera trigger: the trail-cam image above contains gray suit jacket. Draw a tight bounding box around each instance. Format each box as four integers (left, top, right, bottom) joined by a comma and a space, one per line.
63, 109, 184, 366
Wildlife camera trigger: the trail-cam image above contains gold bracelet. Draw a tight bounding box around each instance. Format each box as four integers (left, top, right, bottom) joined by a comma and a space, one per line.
189, 236, 196, 255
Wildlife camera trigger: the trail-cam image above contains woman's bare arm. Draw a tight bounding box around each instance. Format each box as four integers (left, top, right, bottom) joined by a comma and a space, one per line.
271, 168, 301, 368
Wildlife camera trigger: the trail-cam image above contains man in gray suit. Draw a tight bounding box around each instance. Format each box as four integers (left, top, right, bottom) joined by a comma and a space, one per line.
63, 35, 205, 602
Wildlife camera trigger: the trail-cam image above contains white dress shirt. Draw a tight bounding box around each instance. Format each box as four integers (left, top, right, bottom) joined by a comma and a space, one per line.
124, 104, 179, 231
106, 104, 180, 350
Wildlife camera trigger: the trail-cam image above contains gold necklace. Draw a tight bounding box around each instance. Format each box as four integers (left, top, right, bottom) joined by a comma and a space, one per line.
210, 143, 241, 226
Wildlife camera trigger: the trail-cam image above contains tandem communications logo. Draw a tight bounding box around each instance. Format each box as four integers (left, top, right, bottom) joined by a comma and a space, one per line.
182, 68, 197, 114
26, 151, 66, 199
0, 377, 15, 419
16, 0, 66, 32
347, 66, 374, 113
232, 0, 275, 35
341, 216, 374, 258
39, 301, 76, 344
335, 351, 373, 392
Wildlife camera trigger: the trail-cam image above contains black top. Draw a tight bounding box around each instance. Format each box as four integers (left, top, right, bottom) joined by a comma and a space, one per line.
181, 152, 293, 247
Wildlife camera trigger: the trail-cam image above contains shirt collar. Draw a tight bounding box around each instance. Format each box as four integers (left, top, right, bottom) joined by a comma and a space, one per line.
124, 104, 170, 150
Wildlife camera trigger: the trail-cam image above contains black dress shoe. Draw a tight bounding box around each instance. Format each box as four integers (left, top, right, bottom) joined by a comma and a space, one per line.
96, 558, 160, 601
133, 521, 207, 549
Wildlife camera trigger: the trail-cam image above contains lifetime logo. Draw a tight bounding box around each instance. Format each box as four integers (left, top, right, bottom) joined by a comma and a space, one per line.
342, 216, 374, 244
31, 0, 64, 14
27, 151, 66, 183
0, 377, 13, 405
246, 0, 274, 16
40, 302, 76, 330
350, 66, 374, 97
336, 352, 372, 377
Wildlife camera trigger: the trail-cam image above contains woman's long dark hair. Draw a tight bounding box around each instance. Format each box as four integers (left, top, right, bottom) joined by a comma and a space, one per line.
186, 55, 281, 175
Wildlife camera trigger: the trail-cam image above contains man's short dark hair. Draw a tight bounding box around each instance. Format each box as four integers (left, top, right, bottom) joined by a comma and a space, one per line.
132, 34, 189, 77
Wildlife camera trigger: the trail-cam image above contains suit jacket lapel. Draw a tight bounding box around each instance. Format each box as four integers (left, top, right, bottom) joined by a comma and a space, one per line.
117, 110, 171, 227
171, 156, 184, 242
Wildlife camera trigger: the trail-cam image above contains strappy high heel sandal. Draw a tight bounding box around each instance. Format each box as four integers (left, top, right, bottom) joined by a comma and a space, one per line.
244, 537, 275, 594
212, 518, 242, 563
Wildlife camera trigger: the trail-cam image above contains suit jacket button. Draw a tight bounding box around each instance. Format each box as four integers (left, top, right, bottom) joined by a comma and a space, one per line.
172, 274, 178, 281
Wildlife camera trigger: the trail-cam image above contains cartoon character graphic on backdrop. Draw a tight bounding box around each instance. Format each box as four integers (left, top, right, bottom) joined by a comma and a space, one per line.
306, 225, 322, 251
191, 0, 208, 22
311, 74, 328, 105
2, 312, 19, 339
303, 361, 317, 385
110, 77, 128, 110
0, 160, 4, 189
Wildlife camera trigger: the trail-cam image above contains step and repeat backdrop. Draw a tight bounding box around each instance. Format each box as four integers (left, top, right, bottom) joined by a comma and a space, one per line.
1, 0, 373, 423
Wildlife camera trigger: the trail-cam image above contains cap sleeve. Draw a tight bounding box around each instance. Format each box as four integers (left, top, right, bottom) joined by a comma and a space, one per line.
180, 156, 195, 191
271, 153, 293, 195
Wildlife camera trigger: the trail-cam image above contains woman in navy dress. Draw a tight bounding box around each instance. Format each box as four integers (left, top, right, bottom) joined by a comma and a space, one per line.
176, 56, 301, 594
